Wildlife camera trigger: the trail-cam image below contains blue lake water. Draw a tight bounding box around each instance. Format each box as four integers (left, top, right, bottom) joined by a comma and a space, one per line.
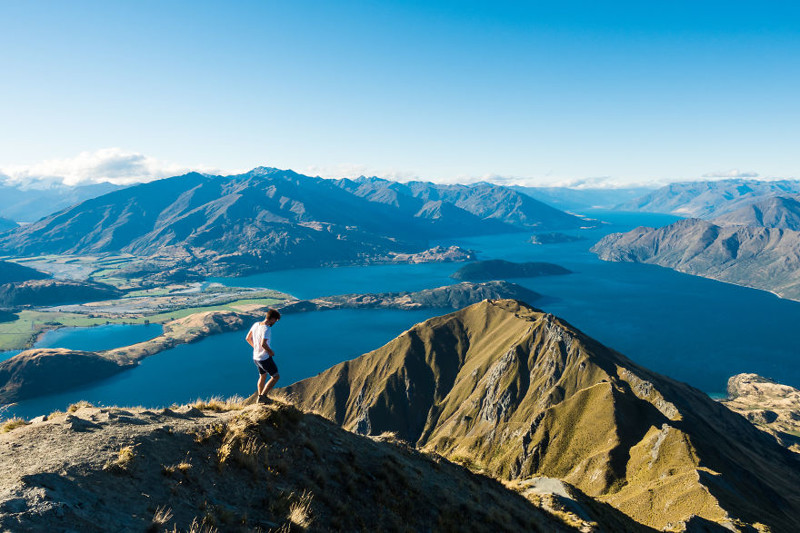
5, 310, 437, 419
6, 209, 800, 419
35, 323, 164, 352
0, 323, 164, 363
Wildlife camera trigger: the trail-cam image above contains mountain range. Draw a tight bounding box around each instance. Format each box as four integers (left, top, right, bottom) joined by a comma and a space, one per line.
0, 181, 123, 223
0, 168, 595, 277
591, 196, 800, 300
286, 299, 800, 531
619, 179, 800, 218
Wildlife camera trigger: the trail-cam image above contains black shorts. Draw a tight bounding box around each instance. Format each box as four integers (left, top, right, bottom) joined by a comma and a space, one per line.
255, 357, 279, 377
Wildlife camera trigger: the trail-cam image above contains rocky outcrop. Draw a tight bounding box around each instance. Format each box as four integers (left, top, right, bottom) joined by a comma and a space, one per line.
0, 401, 584, 532
591, 218, 800, 300
722, 373, 800, 453
286, 299, 800, 531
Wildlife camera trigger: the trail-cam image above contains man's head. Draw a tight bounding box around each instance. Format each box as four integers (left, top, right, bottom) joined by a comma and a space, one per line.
265, 308, 281, 326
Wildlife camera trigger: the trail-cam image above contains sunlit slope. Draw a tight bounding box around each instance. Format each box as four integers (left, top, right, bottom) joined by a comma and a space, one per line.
286, 299, 800, 531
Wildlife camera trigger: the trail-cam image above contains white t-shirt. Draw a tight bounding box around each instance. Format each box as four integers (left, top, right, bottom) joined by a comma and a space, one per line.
249, 322, 272, 361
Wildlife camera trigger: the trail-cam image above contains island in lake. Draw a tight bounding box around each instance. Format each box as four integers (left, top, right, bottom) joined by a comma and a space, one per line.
451, 259, 572, 281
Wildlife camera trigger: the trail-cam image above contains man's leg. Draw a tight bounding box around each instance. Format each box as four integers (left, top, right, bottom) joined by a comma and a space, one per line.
256, 372, 267, 396
262, 373, 280, 397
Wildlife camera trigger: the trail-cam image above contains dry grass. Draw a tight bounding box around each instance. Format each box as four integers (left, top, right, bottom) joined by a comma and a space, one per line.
67, 400, 93, 413
218, 434, 267, 472
167, 517, 218, 533
0, 417, 29, 433
147, 506, 173, 532
287, 490, 314, 530
103, 445, 136, 473
192, 396, 244, 412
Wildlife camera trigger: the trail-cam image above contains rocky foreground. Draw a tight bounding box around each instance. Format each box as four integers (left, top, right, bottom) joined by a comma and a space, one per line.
0, 398, 611, 532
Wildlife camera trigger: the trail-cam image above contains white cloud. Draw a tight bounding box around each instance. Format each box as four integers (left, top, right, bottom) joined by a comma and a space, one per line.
447, 173, 667, 189
702, 169, 760, 179
300, 163, 422, 183
0, 148, 223, 188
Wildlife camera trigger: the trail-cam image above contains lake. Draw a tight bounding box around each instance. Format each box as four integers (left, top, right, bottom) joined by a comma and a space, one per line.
0, 323, 164, 363
5, 209, 800, 418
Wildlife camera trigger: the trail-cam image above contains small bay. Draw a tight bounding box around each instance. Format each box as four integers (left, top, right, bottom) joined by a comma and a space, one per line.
34, 323, 164, 352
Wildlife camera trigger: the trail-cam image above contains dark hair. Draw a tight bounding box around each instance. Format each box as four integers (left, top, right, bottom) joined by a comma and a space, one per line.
266, 309, 281, 321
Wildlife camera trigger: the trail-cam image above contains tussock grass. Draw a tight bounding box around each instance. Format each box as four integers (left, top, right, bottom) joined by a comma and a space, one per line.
0, 417, 29, 433
67, 400, 93, 413
104, 445, 136, 473
192, 396, 244, 412
288, 490, 314, 530
146, 506, 173, 532
166, 517, 218, 533
218, 434, 267, 472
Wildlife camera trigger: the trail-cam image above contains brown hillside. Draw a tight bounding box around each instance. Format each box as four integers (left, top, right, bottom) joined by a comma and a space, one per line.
285, 299, 800, 531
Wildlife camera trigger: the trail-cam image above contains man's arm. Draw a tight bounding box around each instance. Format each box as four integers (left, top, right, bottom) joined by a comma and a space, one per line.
245, 330, 254, 348
262, 338, 275, 357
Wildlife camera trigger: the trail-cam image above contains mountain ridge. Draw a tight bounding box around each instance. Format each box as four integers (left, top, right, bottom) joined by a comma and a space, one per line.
286, 299, 800, 531
0, 168, 593, 277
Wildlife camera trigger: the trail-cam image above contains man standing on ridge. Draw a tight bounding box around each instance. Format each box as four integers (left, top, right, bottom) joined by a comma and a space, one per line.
246, 308, 281, 403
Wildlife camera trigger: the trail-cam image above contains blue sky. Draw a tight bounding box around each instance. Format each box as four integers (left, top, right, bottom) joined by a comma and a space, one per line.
1, 1, 799, 186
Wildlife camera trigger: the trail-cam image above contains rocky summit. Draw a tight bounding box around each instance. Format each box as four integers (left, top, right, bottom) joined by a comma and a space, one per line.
286, 299, 800, 531
0, 399, 597, 532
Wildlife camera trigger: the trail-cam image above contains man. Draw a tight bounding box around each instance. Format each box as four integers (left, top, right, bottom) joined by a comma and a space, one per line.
245, 308, 281, 403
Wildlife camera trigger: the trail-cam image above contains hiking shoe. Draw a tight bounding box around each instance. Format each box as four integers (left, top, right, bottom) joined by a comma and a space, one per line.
257, 395, 271, 405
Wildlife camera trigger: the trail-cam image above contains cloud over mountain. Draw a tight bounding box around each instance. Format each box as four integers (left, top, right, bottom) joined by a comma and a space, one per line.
702, 169, 760, 178
0, 148, 221, 188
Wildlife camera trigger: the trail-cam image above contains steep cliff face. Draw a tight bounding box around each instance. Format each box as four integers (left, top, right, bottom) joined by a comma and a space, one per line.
591, 219, 800, 300
286, 299, 800, 531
